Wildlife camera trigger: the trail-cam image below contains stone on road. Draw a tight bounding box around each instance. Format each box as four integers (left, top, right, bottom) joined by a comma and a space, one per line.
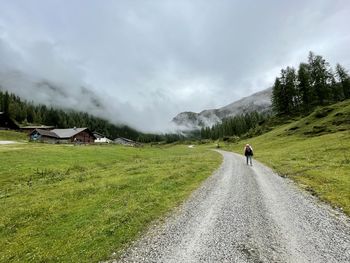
116, 150, 350, 263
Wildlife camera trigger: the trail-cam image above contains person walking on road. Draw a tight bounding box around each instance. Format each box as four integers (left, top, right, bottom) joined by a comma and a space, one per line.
244, 144, 253, 166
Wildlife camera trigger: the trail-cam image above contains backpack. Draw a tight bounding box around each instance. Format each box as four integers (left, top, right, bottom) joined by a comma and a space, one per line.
245, 146, 253, 155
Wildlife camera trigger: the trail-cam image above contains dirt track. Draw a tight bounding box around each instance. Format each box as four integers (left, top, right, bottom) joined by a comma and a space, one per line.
116, 150, 350, 263
0, 140, 19, 144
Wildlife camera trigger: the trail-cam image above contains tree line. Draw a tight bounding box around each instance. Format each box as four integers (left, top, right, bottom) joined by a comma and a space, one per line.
272, 51, 350, 116
0, 90, 183, 142
200, 111, 269, 140
200, 51, 350, 140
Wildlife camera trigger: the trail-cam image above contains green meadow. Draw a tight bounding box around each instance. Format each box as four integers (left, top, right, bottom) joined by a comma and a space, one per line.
223, 100, 350, 215
0, 137, 221, 262
0, 130, 27, 141
1, 100, 349, 262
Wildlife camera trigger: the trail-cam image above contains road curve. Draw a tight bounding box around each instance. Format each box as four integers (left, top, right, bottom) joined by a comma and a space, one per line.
115, 150, 350, 263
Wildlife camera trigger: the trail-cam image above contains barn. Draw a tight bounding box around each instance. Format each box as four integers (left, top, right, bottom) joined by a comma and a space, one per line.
114, 137, 142, 147
30, 129, 59, 143
52, 128, 95, 144
30, 127, 96, 144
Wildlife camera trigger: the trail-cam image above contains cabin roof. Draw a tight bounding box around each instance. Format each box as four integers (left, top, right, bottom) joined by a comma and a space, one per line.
93, 132, 108, 139
115, 137, 138, 143
32, 129, 59, 138
21, 125, 55, 129
51, 128, 88, 138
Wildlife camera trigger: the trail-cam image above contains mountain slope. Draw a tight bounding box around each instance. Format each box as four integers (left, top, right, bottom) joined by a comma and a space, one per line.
172, 88, 272, 129
223, 99, 350, 215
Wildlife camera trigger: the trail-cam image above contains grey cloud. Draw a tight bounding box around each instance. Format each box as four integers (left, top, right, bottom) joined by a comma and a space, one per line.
0, 0, 350, 132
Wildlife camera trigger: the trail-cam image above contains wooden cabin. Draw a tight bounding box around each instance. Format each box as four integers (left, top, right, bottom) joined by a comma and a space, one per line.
30, 129, 59, 144
52, 128, 95, 144
30, 127, 96, 144
114, 137, 142, 147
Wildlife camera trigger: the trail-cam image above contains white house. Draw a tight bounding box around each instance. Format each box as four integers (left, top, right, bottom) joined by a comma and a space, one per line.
93, 132, 112, 143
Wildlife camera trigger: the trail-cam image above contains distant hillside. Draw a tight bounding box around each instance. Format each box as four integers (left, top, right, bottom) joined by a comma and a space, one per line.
0, 90, 184, 143
172, 88, 272, 129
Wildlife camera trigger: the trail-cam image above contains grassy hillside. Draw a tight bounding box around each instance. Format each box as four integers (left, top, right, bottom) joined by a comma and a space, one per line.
0, 130, 27, 141
223, 99, 350, 215
0, 141, 221, 262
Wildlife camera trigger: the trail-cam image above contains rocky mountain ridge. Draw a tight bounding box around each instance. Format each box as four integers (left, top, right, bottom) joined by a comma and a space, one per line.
172, 88, 273, 129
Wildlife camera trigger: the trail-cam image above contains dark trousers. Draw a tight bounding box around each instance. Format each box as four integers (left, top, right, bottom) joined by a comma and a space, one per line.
246, 155, 252, 165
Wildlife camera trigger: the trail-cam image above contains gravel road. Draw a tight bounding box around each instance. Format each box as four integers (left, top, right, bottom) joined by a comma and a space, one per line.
115, 150, 350, 263
0, 140, 19, 144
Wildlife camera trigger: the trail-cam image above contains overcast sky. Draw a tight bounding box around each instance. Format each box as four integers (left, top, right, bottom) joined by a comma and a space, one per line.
0, 0, 349, 131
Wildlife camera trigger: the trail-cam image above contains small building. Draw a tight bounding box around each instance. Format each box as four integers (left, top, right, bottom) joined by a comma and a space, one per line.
21, 125, 55, 134
0, 112, 19, 130
29, 127, 96, 144
30, 129, 59, 143
114, 137, 142, 147
52, 128, 96, 144
93, 132, 112, 144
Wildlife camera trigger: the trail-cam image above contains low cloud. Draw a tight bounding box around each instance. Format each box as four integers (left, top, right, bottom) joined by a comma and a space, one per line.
0, 0, 349, 132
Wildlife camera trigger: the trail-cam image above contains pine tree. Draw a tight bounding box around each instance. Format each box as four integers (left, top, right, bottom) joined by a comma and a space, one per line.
308, 52, 333, 105
272, 68, 298, 115
329, 68, 344, 102
336, 64, 350, 99
297, 63, 313, 112
0, 91, 3, 112
272, 77, 283, 115
3, 91, 9, 114
284, 66, 298, 114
